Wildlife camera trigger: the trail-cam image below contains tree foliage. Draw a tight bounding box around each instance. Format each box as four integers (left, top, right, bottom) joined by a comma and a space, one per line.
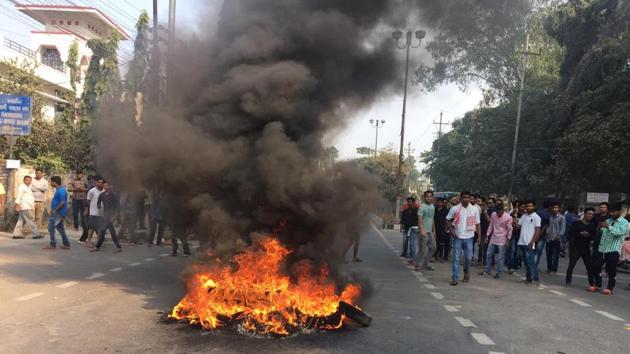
422, 0, 630, 199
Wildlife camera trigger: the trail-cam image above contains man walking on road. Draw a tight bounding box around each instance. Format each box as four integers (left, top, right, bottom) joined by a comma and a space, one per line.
546, 202, 566, 274
13, 176, 42, 239
69, 170, 88, 231
91, 181, 122, 253
446, 191, 481, 286
415, 191, 436, 271
31, 168, 49, 229
79, 177, 105, 246
565, 207, 597, 287
481, 201, 512, 278
434, 197, 450, 262
400, 196, 419, 259
517, 201, 542, 286
590, 202, 628, 295
43, 176, 70, 250
507, 201, 524, 274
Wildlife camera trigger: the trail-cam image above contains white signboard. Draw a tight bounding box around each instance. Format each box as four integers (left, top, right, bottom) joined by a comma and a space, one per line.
6, 159, 20, 169
586, 192, 609, 204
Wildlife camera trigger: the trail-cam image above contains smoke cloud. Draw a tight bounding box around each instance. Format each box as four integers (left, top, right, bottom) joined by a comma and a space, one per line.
94, 0, 532, 284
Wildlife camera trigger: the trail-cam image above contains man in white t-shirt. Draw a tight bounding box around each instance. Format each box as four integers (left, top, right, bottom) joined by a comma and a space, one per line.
78, 176, 105, 246
517, 200, 542, 285
12, 176, 42, 239
446, 191, 481, 286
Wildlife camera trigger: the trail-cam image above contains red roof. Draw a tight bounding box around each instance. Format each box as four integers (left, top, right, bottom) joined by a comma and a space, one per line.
14, 3, 130, 40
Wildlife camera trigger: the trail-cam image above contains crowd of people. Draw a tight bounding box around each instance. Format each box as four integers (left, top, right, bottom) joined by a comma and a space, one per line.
400, 191, 630, 294
8, 170, 191, 257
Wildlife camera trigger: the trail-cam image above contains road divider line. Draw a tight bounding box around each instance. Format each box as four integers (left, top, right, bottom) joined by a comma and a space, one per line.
129, 262, 141, 267
109, 267, 123, 272
159, 253, 170, 257
16, 292, 45, 301
595, 310, 625, 321
471, 333, 495, 345
454, 316, 477, 328
85, 272, 105, 280
570, 299, 591, 307
145, 258, 156, 262
423, 284, 436, 289
489, 352, 506, 354
444, 305, 460, 312
430, 292, 444, 300
56, 281, 79, 289
549, 290, 567, 297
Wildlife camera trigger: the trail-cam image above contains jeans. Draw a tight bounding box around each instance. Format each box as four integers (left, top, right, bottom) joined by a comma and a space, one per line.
148, 218, 167, 245
71, 199, 87, 230
13, 210, 41, 237
546, 239, 562, 272
485, 243, 506, 275
96, 218, 121, 250
519, 245, 539, 282
436, 233, 451, 260
593, 252, 620, 290
507, 233, 521, 270
452, 237, 473, 281
416, 232, 436, 267
48, 215, 70, 247
408, 228, 419, 260
565, 243, 595, 286
477, 234, 488, 264
533, 238, 546, 267
401, 228, 410, 256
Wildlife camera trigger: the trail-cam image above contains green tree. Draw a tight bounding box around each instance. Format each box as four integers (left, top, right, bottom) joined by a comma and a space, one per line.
125, 10, 151, 97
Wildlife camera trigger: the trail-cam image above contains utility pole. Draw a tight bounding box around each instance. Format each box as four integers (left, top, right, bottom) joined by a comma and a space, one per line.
369, 119, 385, 157
151, 0, 160, 105
392, 29, 425, 220
507, 34, 540, 202
166, 0, 176, 99
432, 111, 449, 191
406, 142, 415, 192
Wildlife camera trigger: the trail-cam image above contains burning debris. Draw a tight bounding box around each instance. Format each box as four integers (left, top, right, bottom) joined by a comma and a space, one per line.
167, 236, 371, 336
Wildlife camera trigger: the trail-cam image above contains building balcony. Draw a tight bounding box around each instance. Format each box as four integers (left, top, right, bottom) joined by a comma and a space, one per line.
41, 56, 66, 73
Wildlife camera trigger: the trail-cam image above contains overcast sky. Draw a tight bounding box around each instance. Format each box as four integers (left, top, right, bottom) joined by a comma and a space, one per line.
0, 0, 482, 165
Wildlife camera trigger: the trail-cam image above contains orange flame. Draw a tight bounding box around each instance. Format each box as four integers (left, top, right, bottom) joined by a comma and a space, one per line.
169, 236, 361, 336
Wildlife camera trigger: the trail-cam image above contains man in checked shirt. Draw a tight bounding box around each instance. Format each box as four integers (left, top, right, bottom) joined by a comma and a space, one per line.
588, 202, 629, 295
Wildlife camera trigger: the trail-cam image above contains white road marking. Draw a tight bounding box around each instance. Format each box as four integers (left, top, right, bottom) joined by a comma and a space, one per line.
595, 310, 625, 321
549, 290, 567, 297
454, 316, 477, 328
430, 292, 444, 300
570, 299, 592, 307
109, 267, 123, 272
471, 333, 495, 345
444, 305, 460, 312
160, 253, 170, 257
129, 262, 141, 266
423, 284, 437, 289
16, 292, 45, 301
413, 273, 428, 282
489, 352, 506, 354
537, 284, 547, 289
145, 258, 156, 262
85, 272, 105, 280
56, 281, 79, 289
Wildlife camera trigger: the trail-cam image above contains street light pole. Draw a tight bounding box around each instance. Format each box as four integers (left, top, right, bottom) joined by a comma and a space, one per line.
369, 119, 385, 157
392, 29, 425, 219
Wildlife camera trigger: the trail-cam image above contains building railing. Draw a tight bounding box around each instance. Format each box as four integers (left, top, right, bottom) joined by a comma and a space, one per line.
41, 57, 66, 73
3, 37, 36, 59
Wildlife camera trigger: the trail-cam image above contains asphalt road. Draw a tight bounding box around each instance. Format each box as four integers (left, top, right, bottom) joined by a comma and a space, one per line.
1, 226, 629, 354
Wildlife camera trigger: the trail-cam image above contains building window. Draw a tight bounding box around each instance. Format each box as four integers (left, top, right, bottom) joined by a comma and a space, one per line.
51, 20, 56, 24
67, 20, 72, 25
75, 21, 79, 25
41, 47, 64, 72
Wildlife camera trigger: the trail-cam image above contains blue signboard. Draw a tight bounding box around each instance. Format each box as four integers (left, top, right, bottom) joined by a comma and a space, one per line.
0, 94, 32, 136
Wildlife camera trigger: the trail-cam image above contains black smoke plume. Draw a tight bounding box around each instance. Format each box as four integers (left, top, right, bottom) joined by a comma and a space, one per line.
94, 0, 533, 281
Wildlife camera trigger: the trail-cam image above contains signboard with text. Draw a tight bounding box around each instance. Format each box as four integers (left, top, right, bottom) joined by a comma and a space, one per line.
586, 192, 609, 204
0, 94, 32, 136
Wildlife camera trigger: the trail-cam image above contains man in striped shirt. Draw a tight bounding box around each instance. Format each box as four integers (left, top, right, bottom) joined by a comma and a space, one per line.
589, 202, 628, 295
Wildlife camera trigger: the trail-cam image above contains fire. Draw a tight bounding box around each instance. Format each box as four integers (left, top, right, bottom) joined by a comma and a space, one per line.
169, 236, 362, 336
